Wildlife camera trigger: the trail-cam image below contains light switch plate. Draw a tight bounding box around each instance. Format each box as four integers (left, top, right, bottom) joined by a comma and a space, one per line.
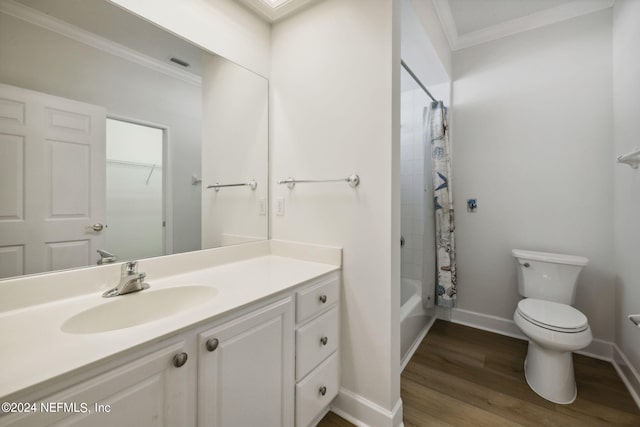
258, 198, 267, 216
276, 197, 285, 216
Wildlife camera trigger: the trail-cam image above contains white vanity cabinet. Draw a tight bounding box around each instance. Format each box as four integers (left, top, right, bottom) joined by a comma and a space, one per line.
197, 297, 294, 427
0, 270, 341, 427
294, 273, 340, 427
0, 338, 196, 427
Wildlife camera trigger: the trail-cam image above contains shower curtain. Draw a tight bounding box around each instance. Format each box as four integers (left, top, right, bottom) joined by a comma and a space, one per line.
428, 101, 456, 308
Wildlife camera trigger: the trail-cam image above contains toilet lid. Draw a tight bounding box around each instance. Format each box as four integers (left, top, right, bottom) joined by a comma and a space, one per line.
517, 299, 588, 333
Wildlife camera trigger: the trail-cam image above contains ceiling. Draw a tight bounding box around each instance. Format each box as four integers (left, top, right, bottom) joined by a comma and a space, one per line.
12, 0, 204, 76
235, 0, 317, 22
433, 0, 614, 50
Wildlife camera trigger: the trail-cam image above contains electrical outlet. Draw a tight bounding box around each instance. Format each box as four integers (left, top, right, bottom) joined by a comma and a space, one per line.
258, 198, 266, 216
276, 197, 285, 216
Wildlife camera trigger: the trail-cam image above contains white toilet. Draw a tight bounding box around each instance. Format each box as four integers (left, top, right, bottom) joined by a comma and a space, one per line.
512, 249, 592, 404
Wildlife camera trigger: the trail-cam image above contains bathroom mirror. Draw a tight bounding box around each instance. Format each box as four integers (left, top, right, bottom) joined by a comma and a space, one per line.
0, 0, 269, 280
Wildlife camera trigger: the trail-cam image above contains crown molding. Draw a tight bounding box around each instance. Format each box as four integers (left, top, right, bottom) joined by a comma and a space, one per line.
0, 0, 201, 86
432, 0, 459, 50
433, 0, 615, 51
235, 0, 318, 23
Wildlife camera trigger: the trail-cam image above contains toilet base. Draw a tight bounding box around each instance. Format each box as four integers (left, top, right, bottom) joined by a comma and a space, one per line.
524, 341, 577, 404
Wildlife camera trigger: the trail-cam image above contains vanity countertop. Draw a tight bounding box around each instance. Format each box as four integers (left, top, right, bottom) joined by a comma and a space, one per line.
0, 242, 341, 400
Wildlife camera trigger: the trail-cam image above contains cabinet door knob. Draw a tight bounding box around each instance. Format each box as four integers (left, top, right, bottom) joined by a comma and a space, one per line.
206, 338, 219, 352
320, 336, 328, 346
319, 386, 327, 396
173, 352, 188, 368
319, 294, 328, 304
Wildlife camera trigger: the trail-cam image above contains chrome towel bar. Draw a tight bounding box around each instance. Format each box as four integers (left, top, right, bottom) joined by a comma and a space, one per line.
278, 174, 360, 189
207, 180, 257, 192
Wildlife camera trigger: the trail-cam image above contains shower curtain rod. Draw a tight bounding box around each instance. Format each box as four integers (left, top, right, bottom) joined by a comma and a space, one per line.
401, 60, 439, 104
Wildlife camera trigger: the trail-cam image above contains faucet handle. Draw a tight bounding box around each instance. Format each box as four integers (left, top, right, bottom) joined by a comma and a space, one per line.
122, 261, 138, 275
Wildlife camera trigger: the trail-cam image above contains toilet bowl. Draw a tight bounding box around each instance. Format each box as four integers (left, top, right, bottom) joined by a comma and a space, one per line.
512, 249, 592, 404
514, 298, 592, 403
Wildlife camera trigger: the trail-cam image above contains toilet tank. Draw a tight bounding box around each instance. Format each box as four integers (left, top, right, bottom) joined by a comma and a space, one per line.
512, 249, 588, 305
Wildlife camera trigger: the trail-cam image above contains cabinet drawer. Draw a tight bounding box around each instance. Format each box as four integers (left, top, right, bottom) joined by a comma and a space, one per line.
296, 275, 339, 324
296, 307, 338, 381
295, 352, 339, 427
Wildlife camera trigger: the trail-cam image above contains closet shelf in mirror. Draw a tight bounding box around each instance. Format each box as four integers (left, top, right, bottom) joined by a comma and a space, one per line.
106, 159, 162, 168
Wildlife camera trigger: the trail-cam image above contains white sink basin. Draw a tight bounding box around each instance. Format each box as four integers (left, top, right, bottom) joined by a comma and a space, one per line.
62, 285, 217, 334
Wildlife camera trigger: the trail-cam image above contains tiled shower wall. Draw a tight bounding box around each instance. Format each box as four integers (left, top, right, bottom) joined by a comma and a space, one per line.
400, 88, 429, 282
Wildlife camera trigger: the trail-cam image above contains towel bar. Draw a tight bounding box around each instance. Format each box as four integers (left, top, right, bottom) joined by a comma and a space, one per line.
278, 174, 360, 189
207, 180, 257, 192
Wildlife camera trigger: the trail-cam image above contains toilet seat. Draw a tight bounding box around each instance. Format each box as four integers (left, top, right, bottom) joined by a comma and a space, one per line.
517, 299, 588, 333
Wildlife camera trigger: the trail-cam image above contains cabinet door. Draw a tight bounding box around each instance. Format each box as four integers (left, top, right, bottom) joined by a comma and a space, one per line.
198, 297, 294, 427
1, 340, 193, 427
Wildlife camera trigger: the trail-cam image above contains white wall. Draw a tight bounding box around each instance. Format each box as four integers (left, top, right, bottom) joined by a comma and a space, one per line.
201, 54, 269, 248
613, 0, 640, 379
109, 0, 271, 77
271, 0, 402, 425
0, 13, 202, 255
451, 10, 615, 342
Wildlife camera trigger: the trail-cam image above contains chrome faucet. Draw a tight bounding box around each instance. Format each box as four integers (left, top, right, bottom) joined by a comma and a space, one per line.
97, 249, 117, 265
102, 261, 149, 298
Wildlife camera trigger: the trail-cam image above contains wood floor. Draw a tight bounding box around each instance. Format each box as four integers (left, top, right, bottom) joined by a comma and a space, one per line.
317, 320, 640, 426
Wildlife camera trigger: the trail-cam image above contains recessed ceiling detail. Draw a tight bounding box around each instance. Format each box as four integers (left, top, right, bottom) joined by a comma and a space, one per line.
433, 0, 614, 51
235, 0, 318, 23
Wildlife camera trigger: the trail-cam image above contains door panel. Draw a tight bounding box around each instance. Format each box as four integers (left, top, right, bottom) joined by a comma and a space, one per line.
0, 245, 24, 278
0, 133, 24, 220
0, 83, 106, 278
46, 240, 91, 271
48, 140, 90, 217
0, 97, 25, 124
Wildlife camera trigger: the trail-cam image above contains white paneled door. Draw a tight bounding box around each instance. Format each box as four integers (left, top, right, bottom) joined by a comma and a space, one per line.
0, 83, 106, 278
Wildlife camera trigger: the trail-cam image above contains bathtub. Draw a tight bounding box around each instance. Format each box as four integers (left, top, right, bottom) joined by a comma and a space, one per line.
400, 278, 434, 368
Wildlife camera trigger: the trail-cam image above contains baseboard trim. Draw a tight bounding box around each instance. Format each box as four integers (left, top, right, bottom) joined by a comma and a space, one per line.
612, 344, 640, 409
450, 307, 525, 340
331, 388, 403, 427
449, 307, 613, 361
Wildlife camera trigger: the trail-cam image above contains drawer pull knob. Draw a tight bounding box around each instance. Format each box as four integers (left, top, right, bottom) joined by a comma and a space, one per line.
320, 336, 328, 346
173, 352, 188, 368
319, 386, 327, 396
206, 338, 219, 352
319, 294, 328, 304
